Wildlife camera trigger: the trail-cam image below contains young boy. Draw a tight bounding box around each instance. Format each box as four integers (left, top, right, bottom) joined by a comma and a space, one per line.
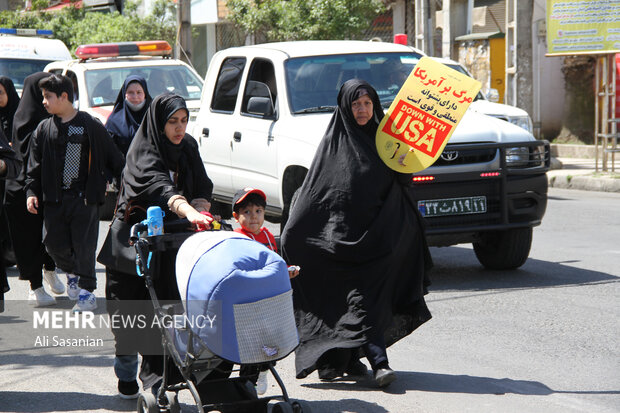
26, 74, 124, 312
231, 187, 299, 394
232, 187, 299, 277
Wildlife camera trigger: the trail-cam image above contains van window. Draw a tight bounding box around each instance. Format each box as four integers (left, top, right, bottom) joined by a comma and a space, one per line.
84, 65, 203, 107
241, 58, 277, 117
211, 57, 246, 113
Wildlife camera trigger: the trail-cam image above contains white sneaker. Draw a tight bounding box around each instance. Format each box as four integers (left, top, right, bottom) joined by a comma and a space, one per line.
72, 289, 97, 312
66, 275, 80, 300
255, 370, 268, 395
28, 287, 56, 307
43, 270, 65, 295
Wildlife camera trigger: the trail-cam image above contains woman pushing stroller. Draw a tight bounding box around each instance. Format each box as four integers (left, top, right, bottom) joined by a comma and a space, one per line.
100, 92, 214, 398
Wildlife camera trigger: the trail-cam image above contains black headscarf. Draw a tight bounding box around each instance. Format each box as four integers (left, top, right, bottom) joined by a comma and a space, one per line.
120, 93, 211, 213
105, 75, 152, 154
0, 76, 20, 142
281, 79, 432, 379
7, 72, 52, 191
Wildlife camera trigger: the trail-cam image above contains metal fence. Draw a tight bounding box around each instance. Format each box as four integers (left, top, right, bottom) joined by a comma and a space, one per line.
214, 8, 396, 52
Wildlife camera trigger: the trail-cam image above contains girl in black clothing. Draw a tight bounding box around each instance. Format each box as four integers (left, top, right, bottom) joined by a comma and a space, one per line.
4, 72, 60, 306
102, 93, 213, 398
0, 76, 20, 303
0, 128, 21, 311
281, 79, 433, 387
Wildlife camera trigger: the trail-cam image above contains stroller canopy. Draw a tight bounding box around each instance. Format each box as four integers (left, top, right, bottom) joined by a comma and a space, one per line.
176, 231, 298, 364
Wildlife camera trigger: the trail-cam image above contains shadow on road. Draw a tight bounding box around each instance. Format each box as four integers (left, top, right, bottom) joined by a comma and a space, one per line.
427, 246, 618, 292
0, 391, 134, 412
303, 370, 620, 398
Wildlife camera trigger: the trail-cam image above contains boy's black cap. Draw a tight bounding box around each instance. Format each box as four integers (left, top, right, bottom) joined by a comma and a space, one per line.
232, 187, 266, 213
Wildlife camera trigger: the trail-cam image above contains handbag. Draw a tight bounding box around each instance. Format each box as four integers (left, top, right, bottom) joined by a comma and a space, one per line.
96, 181, 145, 275
96, 217, 138, 275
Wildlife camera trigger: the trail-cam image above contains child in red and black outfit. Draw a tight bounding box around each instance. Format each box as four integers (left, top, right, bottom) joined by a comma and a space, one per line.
232, 187, 300, 278
232, 187, 299, 394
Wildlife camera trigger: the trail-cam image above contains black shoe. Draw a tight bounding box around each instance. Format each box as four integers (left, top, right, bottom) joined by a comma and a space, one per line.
374, 367, 396, 388
345, 359, 368, 377
318, 368, 343, 381
118, 379, 139, 399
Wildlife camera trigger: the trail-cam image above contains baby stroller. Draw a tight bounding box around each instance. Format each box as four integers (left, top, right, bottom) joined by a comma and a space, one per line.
130, 221, 312, 413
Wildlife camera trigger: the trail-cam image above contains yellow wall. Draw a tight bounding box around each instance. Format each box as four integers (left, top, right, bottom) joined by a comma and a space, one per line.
489, 37, 505, 103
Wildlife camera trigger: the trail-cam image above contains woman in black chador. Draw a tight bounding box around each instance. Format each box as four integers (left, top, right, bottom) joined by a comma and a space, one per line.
105, 75, 152, 156
281, 79, 433, 387
0, 76, 20, 141
101, 92, 213, 398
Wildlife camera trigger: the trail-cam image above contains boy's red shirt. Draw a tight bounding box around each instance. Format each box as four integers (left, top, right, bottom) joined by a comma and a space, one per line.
234, 226, 277, 253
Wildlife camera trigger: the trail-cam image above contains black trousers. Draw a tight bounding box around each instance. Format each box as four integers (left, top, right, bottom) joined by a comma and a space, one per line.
4, 188, 55, 289
43, 193, 98, 291
318, 328, 388, 374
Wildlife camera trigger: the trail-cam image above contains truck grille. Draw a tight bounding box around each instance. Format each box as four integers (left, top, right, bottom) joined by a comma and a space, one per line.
433, 147, 496, 166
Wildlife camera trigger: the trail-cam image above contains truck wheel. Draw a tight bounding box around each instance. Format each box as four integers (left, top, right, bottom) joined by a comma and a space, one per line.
473, 227, 533, 270
280, 187, 301, 233
210, 200, 232, 220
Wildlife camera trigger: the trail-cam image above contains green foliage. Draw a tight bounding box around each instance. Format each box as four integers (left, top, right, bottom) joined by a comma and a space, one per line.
0, 0, 177, 57
226, 0, 385, 42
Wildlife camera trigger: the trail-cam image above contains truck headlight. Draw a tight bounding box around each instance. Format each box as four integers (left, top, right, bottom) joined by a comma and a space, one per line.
508, 116, 533, 134
506, 147, 530, 167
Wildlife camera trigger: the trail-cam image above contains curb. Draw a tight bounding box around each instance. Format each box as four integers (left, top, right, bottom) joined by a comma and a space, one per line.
548, 172, 620, 193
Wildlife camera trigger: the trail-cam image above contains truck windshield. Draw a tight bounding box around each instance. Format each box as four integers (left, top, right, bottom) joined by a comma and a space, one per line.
285, 52, 422, 114
0, 58, 54, 95
85, 65, 204, 107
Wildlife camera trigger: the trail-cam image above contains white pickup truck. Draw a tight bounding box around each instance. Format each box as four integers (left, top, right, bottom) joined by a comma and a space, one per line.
193, 40, 549, 270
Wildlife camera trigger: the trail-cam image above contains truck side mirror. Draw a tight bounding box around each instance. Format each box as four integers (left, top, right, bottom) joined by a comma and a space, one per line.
486, 88, 500, 103
247, 96, 274, 117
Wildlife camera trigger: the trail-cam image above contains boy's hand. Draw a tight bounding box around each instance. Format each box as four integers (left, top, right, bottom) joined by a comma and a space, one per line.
26, 196, 39, 214
288, 265, 300, 279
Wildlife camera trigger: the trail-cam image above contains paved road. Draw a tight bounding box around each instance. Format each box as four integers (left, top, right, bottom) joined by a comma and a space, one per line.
1, 188, 619, 412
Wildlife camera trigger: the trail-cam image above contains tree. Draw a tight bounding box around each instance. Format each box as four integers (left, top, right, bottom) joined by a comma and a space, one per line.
226, 0, 385, 42
0, 0, 177, 56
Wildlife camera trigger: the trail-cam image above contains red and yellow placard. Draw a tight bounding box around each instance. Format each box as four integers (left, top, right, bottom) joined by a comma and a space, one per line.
376, 56, 481, 173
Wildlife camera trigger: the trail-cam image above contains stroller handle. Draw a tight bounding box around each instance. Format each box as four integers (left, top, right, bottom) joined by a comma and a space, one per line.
129, 222, 148, 245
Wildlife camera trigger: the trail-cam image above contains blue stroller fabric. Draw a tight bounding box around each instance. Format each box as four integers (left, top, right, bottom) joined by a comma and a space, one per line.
175, 231, 299, 364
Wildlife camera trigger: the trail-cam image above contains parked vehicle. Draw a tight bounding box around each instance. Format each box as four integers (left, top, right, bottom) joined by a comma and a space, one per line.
45, 41, 204, 219
0, 28, 72, 95
193, 40, 549, 269
431, 56, 533, 133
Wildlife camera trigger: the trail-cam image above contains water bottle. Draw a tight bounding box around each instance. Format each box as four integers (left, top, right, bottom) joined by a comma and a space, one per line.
146, 206, 164, 236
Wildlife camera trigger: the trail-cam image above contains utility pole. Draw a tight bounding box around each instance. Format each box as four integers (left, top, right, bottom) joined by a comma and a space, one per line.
177, 0, 192, 64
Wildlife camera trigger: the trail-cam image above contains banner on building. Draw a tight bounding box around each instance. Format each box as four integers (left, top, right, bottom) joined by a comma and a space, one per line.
376, 56, 480, 173
546, 0, 620, 55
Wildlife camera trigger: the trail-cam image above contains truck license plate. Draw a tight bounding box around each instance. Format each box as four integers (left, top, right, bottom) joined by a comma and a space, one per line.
418, 196, 487, 217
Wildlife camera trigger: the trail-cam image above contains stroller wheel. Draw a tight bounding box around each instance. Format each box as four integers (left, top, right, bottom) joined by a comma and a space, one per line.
165, 391, 181, 413
136, 393, 158, 413
272, 401, 294, 413
292, 400, 313, 413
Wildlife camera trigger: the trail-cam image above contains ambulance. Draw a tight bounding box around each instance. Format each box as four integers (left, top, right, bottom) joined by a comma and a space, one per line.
0, 28, 72, 95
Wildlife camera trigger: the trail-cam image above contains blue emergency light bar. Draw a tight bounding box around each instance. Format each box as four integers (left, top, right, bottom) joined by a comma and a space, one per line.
0, 28, 54, 36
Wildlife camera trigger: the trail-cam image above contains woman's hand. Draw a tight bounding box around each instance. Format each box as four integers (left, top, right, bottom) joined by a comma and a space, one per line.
185, 209, 213, 227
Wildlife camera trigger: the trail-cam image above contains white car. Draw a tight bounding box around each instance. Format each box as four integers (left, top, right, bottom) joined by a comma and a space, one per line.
431, 56, 534, 133
0, 28, 72, 95
44, 41, 204, 128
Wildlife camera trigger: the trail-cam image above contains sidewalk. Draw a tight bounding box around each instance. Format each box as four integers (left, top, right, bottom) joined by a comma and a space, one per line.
548, 157, 620, 192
